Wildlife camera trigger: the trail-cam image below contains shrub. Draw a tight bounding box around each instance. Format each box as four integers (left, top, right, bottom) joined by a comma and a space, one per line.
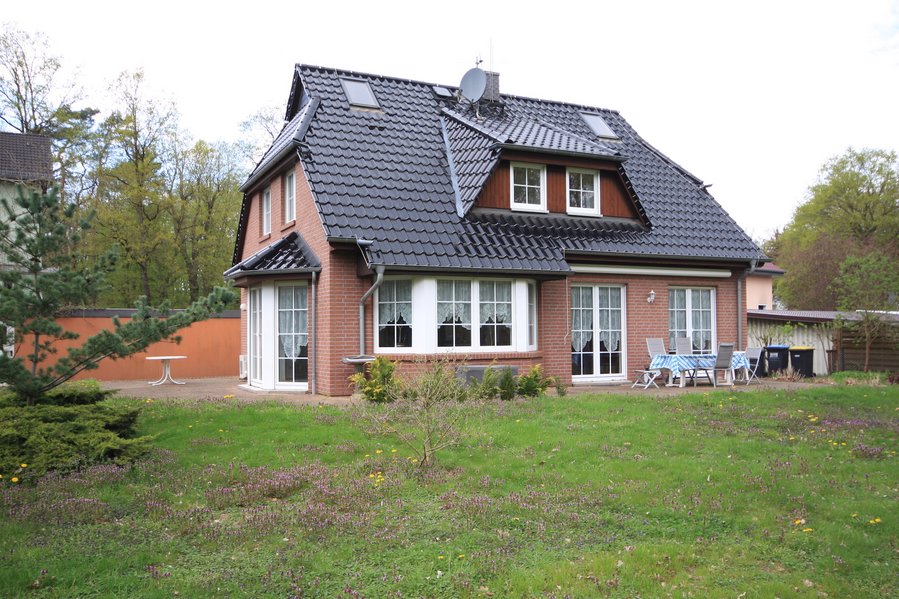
0, 402, 152, 479
498, 367, 517, 401
517, 365, 554, 398
361, 359, 478, 468
469, 366, 500, 401
349, 357, 397, 403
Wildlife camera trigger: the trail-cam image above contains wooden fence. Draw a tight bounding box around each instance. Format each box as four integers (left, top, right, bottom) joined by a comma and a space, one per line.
13, 309, 241, 381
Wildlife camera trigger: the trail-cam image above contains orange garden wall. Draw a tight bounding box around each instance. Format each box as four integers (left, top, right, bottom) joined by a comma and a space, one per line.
18, 310, 241, 381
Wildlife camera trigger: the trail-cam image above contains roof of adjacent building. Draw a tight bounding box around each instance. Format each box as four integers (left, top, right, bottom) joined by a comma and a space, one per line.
0, 131, 52, 183
752, 262, 785, 276
235, 64, 765, 273
748, 309, 899, 323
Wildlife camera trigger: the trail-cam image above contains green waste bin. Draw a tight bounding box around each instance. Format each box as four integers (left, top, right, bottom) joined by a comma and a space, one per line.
789, 346, 815, 378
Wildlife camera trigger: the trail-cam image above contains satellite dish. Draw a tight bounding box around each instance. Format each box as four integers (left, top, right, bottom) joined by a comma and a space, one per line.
459, 67, 487, 102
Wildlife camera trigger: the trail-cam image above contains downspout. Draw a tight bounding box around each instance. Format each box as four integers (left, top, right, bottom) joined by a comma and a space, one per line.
359, 265, 385, 356
310, 270, 317, 395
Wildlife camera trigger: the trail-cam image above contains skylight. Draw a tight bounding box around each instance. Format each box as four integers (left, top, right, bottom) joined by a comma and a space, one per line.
580, 112, 617, 139
340, 78, 379, 108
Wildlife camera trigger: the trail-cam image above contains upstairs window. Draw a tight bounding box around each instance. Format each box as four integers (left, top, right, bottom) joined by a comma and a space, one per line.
340, 78, 379, 109
567, 168, 600, 216
283, 171, 296, 223
580, 112, 618, 139
261, 187, 272, 235
510, 162, 546, 212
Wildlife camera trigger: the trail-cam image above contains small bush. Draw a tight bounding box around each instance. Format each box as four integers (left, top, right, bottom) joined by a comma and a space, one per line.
349, 357, 397, 403
469, 366, 500, 401
517, 365, 554, 398
0, 379, 111, 407
498, 367, 517, 401
0, 402, 152, 479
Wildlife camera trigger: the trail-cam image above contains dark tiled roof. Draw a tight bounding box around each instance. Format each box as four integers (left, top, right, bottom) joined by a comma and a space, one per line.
225, 231, 320, 278
0, 131, 52, 182
237, 64, 765, 271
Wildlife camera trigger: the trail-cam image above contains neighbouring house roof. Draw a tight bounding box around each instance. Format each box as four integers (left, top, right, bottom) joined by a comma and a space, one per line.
0, 131, 52, 183
751, 262, 785, 276
225, 231, 321, 278
748, 309, 899, 324
234, 64, 766, 272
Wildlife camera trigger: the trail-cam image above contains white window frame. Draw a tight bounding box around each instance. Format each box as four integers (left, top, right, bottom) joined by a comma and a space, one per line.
527, 282, 538, 350
566, 167, 601, 217
510, 162, 547, 213
261, 187, 272, 235
375, 279, 414, 349
373, 277, 535, 354
276, 283, 309, 388
283, 171, 296, 223
668, 287, 716, 354
247, 287, 263, 386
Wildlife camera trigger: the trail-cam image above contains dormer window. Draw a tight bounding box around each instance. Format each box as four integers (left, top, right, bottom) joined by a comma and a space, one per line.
340, 78, 379, 109
510, 162, 546, 212
580, 112, 617, 139
567, 168, 601, 216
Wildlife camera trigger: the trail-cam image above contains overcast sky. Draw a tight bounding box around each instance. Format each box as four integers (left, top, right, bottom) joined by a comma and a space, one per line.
5, 0, 899, 243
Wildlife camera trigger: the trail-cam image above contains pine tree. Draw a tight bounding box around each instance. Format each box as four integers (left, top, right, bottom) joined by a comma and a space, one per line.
0, 185, 235, 404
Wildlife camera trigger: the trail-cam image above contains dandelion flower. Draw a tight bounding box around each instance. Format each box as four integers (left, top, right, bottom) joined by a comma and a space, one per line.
391, 449, 397, 453
223, 394, 234, 399
375, 449, 383, 454
874, 518, 882, 523
365, 454, 370, 458
458, 554, 465, 559
11, 477, 19, 483
437, 555, 444, 560
20, 463, 27, 468
802, 528, 813, 532
851, 513, 858, 518
0, 474, 3, 478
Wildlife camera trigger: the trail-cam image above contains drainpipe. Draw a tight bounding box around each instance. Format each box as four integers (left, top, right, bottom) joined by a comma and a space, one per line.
310, 270, 317, 395
358, 265, 385, 356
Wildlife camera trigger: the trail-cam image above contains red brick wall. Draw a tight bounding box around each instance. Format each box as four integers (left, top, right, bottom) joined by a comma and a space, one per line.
237, 160, 748, 396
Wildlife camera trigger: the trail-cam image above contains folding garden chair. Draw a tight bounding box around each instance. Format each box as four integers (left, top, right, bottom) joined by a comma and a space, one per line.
693, 343, 735, 387
744, 347, 763, 385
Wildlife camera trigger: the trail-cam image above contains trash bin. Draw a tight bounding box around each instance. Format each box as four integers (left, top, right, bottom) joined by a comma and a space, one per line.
766, 344, 790, 374
789, 346, 815, 378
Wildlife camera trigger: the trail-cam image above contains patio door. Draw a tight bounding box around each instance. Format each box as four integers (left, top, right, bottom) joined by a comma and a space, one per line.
571, 285, 625, 380
248, 287, 263, 385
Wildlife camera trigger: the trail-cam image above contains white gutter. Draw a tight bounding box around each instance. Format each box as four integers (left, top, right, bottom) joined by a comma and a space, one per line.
570, 264, 733, 278
358, 265, 385, 356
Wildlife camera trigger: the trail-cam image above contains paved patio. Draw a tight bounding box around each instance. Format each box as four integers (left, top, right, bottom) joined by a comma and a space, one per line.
101, 375, 814, 405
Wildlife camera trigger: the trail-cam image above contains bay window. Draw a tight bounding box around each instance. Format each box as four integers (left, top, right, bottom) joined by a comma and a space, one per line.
378, 280, 412, 348
375, 278, 535, 353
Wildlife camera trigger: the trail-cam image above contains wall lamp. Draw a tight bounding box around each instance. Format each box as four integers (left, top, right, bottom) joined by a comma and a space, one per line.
646, 290, 656, 304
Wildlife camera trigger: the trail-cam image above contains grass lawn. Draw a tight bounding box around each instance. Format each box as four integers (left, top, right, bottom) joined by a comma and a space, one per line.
1, 385, 896, 597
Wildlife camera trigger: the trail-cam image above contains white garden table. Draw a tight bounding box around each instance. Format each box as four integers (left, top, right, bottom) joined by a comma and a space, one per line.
146, 355, 187, 385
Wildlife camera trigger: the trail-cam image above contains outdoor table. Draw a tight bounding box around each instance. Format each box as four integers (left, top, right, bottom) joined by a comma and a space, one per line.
649, 352, 750, 387
146, 355, 187, 386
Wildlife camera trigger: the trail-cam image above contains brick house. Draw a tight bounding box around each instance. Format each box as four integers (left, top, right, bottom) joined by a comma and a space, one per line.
226, 64, 767, 395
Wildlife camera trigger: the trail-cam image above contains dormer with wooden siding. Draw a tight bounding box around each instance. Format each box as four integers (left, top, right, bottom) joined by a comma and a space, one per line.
474, 152, 641, 220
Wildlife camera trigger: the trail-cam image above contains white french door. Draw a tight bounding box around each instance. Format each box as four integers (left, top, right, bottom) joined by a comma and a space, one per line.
571, 285, 626, 380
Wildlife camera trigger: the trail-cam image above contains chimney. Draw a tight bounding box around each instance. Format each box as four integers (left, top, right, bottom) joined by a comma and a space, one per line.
484, 71, 501, 103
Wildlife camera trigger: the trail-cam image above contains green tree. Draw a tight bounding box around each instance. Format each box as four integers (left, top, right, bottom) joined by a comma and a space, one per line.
164, 139, 243, 303
831, 254, 899, 372
0, 185, 235, 405
90, 70, 177, 305
770, 148, 899, 309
